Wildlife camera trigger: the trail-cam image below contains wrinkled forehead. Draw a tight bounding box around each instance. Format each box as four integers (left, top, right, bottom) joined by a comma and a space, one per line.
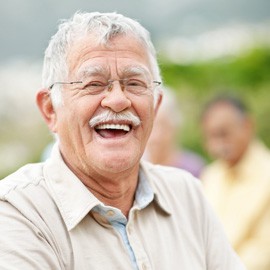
77, 64, 152, 80
66, 33, 154, 79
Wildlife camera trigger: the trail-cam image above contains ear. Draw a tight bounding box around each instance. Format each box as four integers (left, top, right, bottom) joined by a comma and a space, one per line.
36, 89, 57, 133
154, 91, 163, 117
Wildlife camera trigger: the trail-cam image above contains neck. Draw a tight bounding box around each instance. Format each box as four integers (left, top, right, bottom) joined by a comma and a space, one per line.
60, 150, 140, 217
80, 167, 139, 217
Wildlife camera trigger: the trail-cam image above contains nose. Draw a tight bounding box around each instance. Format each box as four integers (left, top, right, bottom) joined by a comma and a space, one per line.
101, 81, 131, 112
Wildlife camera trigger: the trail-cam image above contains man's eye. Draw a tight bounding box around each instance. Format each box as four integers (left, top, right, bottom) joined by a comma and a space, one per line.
82, 81, 107, 95
86, 81, 106, 87
126, 80, 146, 87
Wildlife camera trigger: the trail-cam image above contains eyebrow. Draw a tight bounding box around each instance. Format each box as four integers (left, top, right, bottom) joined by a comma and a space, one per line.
77, 65, 109, 80
121, 66, 152, 80
77, 65, 151, 81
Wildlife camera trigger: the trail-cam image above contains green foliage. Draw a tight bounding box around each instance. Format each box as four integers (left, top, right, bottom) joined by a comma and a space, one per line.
159, 46, 270, 158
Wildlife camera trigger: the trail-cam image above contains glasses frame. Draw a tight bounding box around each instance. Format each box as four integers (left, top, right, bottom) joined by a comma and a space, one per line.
48, 81, 83, 90
48, 80, 161, 91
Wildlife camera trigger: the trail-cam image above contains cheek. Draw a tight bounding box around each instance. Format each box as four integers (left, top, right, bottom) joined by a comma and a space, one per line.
134, 96, 155, 121
144, 110, 155, 134
55, 102, 92, 139
137, 105, 155, 144
56, 110, 80, 141
65, 95, 102, 121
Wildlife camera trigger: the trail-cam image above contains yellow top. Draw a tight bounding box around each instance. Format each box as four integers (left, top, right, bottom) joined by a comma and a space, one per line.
202, 140, 270, 270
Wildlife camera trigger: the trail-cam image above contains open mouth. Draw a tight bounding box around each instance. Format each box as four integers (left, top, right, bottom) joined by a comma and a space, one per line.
95, 123, 132, 138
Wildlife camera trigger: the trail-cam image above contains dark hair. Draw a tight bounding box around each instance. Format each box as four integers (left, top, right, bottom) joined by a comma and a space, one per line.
201, 94, 249, 119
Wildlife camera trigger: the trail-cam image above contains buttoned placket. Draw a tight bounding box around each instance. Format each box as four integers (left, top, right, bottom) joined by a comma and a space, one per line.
90, 183, 154, 270
126, 207, 152, 270
92, 204, 140, 270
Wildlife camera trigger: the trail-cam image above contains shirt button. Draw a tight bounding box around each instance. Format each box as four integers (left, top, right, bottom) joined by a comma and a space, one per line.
106, 210, 115, 217
142, 263, 147, 270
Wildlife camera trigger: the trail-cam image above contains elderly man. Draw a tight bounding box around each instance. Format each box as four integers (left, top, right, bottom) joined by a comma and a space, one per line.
201, 95, 270, 270
0, 12, 245, 269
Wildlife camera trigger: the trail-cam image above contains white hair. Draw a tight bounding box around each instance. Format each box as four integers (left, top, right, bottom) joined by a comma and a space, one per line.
42, 11, 162, 106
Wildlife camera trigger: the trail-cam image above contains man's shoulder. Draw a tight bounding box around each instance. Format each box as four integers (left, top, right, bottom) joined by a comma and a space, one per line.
0, 162, 45, 200
0, 162, 61, 233
142, 160, 196, 179
141, 161, 211, 224
141, 161, 203, 198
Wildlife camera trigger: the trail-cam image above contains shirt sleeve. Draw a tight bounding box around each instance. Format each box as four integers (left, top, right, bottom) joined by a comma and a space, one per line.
0, 200, 62, 270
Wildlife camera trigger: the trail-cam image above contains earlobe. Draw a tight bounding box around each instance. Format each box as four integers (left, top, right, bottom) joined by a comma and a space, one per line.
36, 89, 57, 132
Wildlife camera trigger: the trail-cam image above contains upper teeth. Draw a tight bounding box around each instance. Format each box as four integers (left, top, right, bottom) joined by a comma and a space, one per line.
95, 124, 130, 132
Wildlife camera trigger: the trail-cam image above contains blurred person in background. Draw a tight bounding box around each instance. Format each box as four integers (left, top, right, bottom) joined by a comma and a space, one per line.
0, 12, 245, 269
200, 94, 270, 270
144, 87, 205, 178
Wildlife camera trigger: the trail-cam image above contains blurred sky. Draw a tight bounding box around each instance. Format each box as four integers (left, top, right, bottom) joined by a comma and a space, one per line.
1, 0, 270, 63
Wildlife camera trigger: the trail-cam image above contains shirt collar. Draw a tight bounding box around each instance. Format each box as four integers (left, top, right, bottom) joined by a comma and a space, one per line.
43, 144, 100, 231
134, 169, 154, 209
43, 144, 171, 231
139, 161, 172, 215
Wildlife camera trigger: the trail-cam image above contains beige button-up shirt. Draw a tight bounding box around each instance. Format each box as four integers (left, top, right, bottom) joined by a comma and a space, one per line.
0, 146, 245, 269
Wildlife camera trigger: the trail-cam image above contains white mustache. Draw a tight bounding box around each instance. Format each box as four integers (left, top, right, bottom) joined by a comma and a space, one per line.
89, 110, 141, 128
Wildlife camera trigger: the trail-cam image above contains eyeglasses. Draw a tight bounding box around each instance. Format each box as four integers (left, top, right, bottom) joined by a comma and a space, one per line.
49, 79, 161, 96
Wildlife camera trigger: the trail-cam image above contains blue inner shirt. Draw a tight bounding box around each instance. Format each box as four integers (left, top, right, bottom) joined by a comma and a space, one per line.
92, 170, 154, 270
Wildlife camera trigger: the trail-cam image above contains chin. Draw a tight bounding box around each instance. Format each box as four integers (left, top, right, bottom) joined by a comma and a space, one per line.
99, 155, 139, 174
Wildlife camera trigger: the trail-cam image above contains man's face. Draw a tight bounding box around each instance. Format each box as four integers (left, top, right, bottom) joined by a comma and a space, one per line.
42, 34, 161, 178
202, 103, 252, 166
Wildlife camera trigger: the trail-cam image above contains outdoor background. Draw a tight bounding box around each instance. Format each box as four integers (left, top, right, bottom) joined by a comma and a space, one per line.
1, 0, 270, 178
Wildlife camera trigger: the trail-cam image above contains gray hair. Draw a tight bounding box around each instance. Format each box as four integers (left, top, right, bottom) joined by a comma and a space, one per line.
42, 11, 162, 106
